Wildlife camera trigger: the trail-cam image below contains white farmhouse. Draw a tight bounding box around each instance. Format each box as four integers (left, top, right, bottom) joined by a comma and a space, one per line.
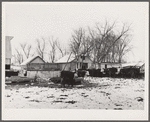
56, 54, 93, 71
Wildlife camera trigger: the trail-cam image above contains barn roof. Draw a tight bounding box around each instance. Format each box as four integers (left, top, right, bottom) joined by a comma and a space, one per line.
56, 54, 76, 63
20, 56, 45, 65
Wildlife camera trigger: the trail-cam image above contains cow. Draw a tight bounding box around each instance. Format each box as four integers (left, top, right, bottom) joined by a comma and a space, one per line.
87, 69, 94, 77
87, 69, 102, 77
96, 69, 102, 77
77, 69, 86, 77
60, 71, 75, 87
104, 67, 118, 77
119, 66, 140, 78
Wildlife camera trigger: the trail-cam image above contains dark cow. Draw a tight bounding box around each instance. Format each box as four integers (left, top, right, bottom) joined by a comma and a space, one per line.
104, 67, 118, 77
87, 69, 94, 77
77, 69, 86, 77
87, 69, 102, 77
119, 66, 140, 78
60, 71, 75, 87
95, 69, 103, 77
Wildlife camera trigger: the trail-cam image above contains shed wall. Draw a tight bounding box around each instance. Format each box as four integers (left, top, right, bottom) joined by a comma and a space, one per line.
27, 71, 61, 78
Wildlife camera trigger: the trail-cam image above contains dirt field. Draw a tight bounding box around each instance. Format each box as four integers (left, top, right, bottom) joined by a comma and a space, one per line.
5, 77, 144, 109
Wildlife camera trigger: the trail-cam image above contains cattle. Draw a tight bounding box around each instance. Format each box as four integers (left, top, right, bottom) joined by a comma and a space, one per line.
119, 66, 140, 78
104, 67, 118, 77
87, 69, 94, 77
87, 69, 102, 77
77, 69, 86, 77
60, 71, 75, 87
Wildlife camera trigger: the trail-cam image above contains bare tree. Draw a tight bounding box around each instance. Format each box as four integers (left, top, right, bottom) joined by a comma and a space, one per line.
20, 42, 34, 59
70, 28, 85, 54
100, 23, 131, 63
48, 36, 57, 63
14, 48, 23, 64
69, 27, 86, 69
36, 36, 68, 63
68, 21, 132, 69
116, 35, 133, 63
81, 35, 94, 56
69, 27, 95, 69
55, 41, 68, 58
89, 21, 131, 68
36, 37, 46, 59
12, 42, 34, 65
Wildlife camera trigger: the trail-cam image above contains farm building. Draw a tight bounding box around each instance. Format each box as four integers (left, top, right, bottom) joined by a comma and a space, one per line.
98, 62, 144, 72
5, 36, 13, 70
5, 36, 20, 77
121, 62, 143, 67
20, 56, 60, 78
98, 62, 122, 69
121, 62, 145, 74
56, 54, 93, 71
20, 56, 45, 70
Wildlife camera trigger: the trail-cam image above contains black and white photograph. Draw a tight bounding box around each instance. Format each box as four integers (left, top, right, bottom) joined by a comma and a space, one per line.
2, 2, 149, 120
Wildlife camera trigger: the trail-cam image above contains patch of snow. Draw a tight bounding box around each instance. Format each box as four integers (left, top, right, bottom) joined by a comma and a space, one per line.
5, 77, 144, 109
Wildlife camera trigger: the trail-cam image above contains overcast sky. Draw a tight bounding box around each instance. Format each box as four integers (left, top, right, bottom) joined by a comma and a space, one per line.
3, 2, 148, 62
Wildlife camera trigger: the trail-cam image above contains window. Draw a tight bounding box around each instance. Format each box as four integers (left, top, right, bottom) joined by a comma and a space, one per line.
5, 65, 10, 70
82, 63, 88, 69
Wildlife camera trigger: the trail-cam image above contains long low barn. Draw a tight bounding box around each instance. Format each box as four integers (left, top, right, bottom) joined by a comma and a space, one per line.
20, 56, 61, 78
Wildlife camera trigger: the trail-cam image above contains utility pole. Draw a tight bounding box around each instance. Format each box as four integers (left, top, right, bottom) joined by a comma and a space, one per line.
63, 52, 72, 71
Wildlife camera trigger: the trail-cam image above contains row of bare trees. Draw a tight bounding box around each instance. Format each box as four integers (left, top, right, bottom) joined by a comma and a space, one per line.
69, 21, 133, 68
36, 36, 68, 63
12, 43, 34, 64
13, 37, 68, 64
12, 20, 132, 66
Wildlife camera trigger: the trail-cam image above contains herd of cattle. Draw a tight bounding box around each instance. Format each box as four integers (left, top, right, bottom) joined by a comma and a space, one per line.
60, 66, 144, 87
78, 66, 143, 78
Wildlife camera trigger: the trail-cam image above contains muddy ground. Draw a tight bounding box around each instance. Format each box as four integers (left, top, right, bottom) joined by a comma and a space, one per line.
5, 77, 144, 109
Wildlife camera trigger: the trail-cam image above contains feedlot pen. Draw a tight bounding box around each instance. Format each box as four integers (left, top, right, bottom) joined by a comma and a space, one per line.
5, 77, 144, 109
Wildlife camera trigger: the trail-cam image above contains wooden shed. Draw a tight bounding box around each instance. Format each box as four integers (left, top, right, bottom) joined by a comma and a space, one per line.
20, 56, 45, 70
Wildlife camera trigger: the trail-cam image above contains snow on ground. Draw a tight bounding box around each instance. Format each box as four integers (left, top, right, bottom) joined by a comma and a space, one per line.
5, 77, 144, 109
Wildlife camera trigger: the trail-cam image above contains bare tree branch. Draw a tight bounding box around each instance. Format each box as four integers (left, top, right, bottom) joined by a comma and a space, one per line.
15, 48, 23, 64
36, 37, 46, 59
20, 42, 32, 59
48, 36, 57, 63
